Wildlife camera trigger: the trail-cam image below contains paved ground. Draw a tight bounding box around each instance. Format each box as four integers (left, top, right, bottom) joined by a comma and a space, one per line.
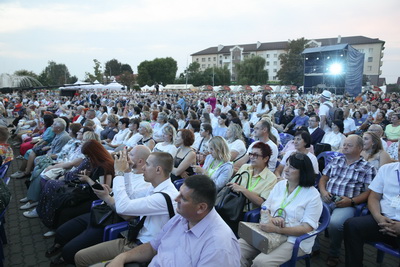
2, 133, 399, 266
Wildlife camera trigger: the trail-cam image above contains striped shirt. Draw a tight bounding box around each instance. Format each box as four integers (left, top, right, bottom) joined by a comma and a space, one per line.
323, 155, 376, 198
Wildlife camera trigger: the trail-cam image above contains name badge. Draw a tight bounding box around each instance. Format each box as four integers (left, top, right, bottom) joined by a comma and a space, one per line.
390, 195, 400, 208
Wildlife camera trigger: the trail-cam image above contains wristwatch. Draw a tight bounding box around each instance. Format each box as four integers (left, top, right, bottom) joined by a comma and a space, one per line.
115, 171, 125, 177
350, 198, 355, 207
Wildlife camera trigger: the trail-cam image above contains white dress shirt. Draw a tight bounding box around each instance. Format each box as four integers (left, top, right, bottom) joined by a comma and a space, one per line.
113, 177, 179, 243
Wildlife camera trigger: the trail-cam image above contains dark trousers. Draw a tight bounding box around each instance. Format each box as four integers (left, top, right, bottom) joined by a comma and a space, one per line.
55, 213, 105, 264
54, 200, 93, 228
344, 214, 400, 267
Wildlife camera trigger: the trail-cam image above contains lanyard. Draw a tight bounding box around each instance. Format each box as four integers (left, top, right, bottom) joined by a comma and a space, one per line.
248, 176, 261, 192
278, 185, 302, 216
207, 160, 223, 177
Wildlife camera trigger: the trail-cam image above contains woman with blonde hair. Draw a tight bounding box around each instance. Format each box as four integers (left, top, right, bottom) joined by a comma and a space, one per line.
152, 123, 178, 158
361, 131, 392, 170
193, 136, 233, 190
226, 123, 246, 162
137, 121, 155, 150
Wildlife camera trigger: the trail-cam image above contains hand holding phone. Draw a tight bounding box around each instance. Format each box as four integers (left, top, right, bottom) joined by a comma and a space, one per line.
92, 182, 104, 191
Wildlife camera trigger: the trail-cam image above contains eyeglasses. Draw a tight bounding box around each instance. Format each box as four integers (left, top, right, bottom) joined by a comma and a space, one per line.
249, 152, 263, 159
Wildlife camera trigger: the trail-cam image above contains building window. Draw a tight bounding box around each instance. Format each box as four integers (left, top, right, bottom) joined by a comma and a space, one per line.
359, 49, 364, 53
202, 58, 205, 62
273, 61, 277, 65
225, 56, 227, 59
266, 61, 270, 66
208, 64, 210, 67
196, 58, 199, 62
369, 48, 373, 53
208, 57, 211, 62
273, 76, 276, 80
213, 57, 216, 61
273, 69, 277, 73
274, 54, 277, 58
367, 66, 372, 71
266, 54, 270, 58
368, 57, 373, 62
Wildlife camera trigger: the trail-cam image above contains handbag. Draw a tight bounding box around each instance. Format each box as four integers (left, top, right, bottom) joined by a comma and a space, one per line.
215, 171, 250, 222
127, 192, 175, 242
238, 221, 288, 254
40, 167, 65, 180
90, 202, 124, 228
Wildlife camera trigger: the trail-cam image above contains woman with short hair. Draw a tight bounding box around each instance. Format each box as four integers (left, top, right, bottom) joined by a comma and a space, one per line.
170, 129, 196, 181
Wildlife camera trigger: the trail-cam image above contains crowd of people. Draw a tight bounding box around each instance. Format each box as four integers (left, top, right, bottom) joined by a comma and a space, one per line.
1, 87, 400, 266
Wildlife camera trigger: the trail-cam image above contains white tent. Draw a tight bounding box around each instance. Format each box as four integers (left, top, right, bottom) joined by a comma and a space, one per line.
141, 85, 150, 91
164, 84, 195, 90
105, 81, 126, 91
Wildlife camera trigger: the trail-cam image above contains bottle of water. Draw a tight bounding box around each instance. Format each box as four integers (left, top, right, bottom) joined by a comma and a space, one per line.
260, 206, 270, 224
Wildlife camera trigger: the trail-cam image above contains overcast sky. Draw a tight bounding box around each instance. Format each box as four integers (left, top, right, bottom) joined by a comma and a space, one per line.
1, 0, 399, 84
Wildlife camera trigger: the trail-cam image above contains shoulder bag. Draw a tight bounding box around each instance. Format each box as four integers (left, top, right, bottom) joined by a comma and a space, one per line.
127, 192, 175, 243
215, 171, 250, 223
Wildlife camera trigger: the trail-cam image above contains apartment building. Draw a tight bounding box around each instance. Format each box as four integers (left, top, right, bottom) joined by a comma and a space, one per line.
191, 36, 385, 85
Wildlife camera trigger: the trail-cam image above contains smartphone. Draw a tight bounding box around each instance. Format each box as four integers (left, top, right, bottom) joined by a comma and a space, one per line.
91, 183, 104, 191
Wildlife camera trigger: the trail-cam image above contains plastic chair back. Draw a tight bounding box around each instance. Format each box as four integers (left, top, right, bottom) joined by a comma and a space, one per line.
281, 203, 330, 267
0, 162, 11, 180
316, 151, 343, 170
243, 208, 261, 223
279, 133, 294, 147
173, 179, 184, 191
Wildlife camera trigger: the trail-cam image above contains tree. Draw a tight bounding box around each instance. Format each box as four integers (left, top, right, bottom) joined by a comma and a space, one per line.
137, 57, 177, 86
118, 71, 136, 89
105, 59, 123, 77
277, 38, 309, 86
176, 63, 231, 86
85, 59, 103, 82
236, 56, 268, 85
121, 64, 133, 74
38, 61, 71, 86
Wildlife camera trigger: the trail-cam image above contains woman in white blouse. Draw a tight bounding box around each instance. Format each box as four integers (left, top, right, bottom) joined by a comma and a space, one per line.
321, 120, 346, 152
226, 123, 247, 163
102, 118, 131, 151
152, 123, 178, 158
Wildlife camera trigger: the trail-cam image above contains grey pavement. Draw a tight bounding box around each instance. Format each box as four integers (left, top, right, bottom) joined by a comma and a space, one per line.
2, 137, 399, 266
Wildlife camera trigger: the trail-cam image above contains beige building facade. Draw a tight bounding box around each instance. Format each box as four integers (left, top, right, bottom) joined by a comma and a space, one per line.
191, 36, 385, 85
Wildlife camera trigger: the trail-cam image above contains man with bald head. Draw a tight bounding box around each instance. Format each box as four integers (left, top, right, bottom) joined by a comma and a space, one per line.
319, 135, 377, 266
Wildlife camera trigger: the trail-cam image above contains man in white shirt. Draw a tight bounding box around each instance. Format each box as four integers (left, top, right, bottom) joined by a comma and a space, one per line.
319, 90, 333, 132
344, 144, 400, 266
75, 151, 179, 267
234, 119, 278, 172
343, 107, 356, 136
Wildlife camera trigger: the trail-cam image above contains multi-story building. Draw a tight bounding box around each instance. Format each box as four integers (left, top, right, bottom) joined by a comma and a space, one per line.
191, 36, 385, 85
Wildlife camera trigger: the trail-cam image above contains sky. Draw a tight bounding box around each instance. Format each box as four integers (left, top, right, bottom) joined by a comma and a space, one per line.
0, 0, 399, 84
